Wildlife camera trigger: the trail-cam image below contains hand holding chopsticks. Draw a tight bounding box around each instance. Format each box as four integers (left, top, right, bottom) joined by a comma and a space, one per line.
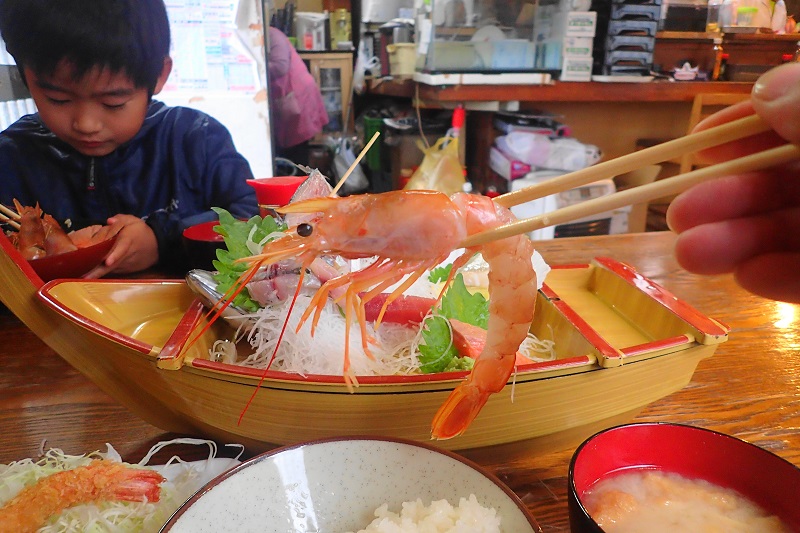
461, 113, 796, 248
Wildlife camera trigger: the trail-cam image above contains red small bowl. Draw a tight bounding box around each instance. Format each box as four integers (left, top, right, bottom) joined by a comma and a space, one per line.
568, 422, 800, 532
182, 221, 225, 271
28, 237, 115, 281
247, 176, 306, 216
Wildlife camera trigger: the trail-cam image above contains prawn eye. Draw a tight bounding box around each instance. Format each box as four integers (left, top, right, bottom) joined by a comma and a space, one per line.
297, 223, 313, 237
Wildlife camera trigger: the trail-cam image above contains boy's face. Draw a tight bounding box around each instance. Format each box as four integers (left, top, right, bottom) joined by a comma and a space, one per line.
24, 60, 171, 157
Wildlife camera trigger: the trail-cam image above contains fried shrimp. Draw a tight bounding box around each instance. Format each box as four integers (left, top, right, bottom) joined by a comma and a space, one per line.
0, 459, 164, 533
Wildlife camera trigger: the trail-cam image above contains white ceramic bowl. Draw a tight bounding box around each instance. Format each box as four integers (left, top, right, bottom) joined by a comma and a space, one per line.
161, 436, 540, 533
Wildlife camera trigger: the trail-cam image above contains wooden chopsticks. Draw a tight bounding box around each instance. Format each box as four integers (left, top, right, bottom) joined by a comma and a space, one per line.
0, 204, 20, 230
461, 114, 793, 248
493, 114, 770, 209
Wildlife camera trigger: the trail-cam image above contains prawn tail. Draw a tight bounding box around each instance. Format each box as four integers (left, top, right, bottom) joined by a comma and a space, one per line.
430, 380, 490, 440
103, 467, 165, 502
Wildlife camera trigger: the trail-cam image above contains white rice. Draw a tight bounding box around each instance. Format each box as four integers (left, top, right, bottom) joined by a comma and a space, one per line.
348, 494, 501, 533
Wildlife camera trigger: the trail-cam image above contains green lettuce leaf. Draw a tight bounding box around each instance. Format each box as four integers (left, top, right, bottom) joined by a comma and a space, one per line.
209, 207, 286, 312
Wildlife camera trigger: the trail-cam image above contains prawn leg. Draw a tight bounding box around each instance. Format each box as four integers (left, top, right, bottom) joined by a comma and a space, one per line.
345, 260, 429, 357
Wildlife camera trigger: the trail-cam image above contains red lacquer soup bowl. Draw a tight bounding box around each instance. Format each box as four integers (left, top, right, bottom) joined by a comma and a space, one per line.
568, 422, 800, 532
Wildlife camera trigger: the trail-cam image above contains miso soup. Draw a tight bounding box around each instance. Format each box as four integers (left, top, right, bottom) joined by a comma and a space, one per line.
583, 470, 790, 533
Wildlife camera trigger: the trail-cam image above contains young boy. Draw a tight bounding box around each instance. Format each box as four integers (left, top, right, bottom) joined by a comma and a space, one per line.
0, 0, 259, 276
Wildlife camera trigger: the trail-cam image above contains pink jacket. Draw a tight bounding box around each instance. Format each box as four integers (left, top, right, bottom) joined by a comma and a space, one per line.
268, 28, 329, 148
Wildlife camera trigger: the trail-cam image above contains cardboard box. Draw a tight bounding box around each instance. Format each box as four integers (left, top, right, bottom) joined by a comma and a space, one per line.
552, 11, 597, 37
562, 36, 594, 57
560, 56, 593, 81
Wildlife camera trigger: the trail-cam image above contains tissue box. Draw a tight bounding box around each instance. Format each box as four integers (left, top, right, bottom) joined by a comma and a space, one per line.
489, 146, 533, 181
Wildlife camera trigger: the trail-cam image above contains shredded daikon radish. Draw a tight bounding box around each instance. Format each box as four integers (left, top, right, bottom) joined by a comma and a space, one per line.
211, 294, 422, 376
206, 253, 555, 377
519, 328, 557, 362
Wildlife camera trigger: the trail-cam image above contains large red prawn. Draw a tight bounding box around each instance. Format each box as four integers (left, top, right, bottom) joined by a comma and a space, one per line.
216, 190, 538, 439
7, 200, 78, 259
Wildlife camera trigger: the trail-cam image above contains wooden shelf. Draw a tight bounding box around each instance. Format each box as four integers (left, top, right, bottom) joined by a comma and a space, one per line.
368, 78, 753, 103
657, 30, 800, 41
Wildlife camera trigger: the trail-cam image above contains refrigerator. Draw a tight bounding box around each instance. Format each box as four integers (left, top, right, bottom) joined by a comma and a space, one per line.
160, 0, 275, 178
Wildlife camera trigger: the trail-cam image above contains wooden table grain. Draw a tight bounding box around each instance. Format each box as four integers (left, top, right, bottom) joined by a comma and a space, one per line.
2, 231, 799, 531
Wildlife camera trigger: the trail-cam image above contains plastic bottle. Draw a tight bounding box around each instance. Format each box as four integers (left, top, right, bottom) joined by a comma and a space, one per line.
771, 0, 787, 32
706, 0, 722, 32
719, 0, 738, 28
711, 38, 724, 81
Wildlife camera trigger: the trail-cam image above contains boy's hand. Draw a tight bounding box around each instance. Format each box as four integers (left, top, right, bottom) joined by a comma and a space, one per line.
83, 214, 159, 278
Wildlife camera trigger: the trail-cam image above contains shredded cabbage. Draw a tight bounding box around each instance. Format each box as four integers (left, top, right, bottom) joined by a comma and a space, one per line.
0, 438, 243, 532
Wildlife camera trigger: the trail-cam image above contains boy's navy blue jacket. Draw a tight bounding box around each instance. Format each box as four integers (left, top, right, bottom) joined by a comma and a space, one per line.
0, 100, 259, 271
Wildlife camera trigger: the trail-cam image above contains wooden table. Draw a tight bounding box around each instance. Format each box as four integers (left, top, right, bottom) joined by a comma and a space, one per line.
2, 231, 799, 531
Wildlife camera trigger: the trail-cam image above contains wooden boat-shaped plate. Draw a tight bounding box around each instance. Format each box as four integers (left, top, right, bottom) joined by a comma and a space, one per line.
27, 256, 728, 456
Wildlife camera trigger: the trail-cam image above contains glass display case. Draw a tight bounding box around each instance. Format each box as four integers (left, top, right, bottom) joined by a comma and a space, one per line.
298, 52, 354, 134
414, 0, 537, 72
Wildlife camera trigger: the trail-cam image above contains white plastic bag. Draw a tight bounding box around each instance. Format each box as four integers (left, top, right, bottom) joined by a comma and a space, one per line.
496, 131, 601, 172
772, 0, 787, 32
353, 40, 380, 94
332, 137, 370, 194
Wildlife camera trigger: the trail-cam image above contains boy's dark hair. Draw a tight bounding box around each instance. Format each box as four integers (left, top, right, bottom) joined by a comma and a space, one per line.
0, 0, 170, 92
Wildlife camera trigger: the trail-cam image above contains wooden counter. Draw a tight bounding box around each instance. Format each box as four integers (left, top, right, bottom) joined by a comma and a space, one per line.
3, 231, 799, 531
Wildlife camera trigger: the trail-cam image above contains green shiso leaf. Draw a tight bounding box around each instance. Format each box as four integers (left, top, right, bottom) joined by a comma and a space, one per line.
418, 272, 489, 373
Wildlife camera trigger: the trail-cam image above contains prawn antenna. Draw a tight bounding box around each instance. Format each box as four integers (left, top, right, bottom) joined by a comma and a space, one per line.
237, 265, 307, 425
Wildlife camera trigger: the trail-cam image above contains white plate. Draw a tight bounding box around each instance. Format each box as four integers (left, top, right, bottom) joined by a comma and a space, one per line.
161, 437, 540, 533
591, 75, 655, 83
471, 25, 506, 41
